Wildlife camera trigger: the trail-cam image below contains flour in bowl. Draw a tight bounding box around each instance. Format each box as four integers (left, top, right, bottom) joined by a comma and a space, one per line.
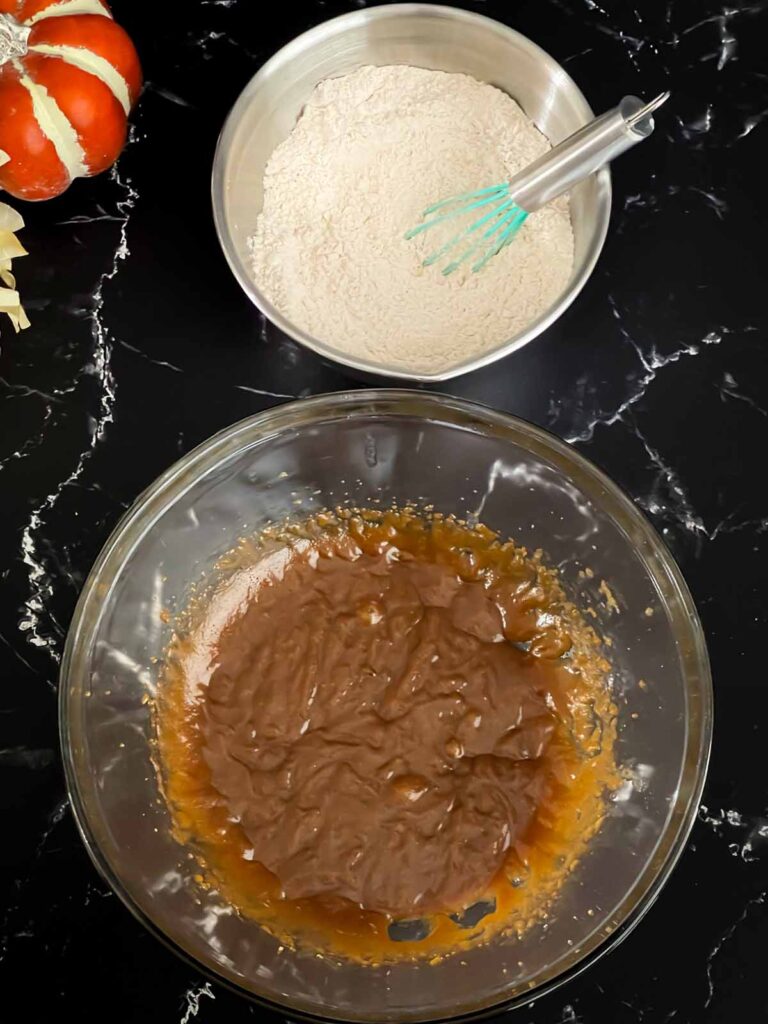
249, 65, 574, 375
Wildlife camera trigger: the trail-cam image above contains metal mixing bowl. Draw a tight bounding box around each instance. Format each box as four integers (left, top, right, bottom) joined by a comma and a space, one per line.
60, 391, 711, 1022
211, 4, 611, 382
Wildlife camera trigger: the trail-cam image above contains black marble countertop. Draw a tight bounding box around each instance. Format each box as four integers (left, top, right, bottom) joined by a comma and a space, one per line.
2, 0, 767, 1020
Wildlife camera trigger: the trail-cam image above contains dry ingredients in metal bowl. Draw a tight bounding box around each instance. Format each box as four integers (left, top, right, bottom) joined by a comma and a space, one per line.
249, 66, 574, 375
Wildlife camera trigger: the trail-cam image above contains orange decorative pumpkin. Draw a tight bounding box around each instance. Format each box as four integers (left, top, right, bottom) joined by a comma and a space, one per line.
0, 0, 141, 201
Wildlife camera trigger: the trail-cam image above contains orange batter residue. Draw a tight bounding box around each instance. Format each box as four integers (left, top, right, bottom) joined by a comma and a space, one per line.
156, 509, 617, 963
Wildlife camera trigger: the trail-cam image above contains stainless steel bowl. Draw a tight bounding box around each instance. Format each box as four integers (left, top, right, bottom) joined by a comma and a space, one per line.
61, 391, 711, 1022
211, 4, 611, 382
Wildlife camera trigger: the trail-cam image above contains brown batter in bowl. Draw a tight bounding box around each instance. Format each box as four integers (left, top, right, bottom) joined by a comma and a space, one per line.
157, 508, 616, 962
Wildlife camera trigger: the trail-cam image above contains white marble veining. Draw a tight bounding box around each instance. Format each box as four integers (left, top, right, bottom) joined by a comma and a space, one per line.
704, 892, 765, 1008
235, 383, 296, 399
179, 982, 215, 1023
18, 164, 137, 664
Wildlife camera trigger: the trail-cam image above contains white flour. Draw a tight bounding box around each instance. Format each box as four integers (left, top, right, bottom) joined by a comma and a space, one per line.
249, 65, 574, 375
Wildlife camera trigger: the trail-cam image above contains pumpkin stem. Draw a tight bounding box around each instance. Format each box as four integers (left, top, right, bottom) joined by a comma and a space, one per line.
0, 12, 30, 66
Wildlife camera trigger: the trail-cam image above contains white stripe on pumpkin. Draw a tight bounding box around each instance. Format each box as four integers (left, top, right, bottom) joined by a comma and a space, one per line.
15, 64, 88, 181
30, 42, 131, 114
26, 0, 112, 26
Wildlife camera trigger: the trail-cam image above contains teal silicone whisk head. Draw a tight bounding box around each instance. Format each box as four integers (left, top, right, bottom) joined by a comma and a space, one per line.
405, 92, 670, 276
405, 185, 528, 276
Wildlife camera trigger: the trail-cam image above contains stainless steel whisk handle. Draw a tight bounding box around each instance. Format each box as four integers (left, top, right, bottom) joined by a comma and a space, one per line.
510, 92, 670, 213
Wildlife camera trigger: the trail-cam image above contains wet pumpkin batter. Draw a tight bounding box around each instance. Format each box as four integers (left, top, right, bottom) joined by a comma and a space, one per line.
157, 509, 616, 962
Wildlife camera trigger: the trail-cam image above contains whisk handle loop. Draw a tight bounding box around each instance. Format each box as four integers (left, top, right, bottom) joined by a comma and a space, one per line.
510, 92, 669, 213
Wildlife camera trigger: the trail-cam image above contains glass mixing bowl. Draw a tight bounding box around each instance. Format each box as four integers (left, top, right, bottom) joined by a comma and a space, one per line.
60, 392, 712, 1022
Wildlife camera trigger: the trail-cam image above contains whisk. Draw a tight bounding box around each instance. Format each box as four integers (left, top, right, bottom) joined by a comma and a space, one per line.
405, 92, 669, 276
